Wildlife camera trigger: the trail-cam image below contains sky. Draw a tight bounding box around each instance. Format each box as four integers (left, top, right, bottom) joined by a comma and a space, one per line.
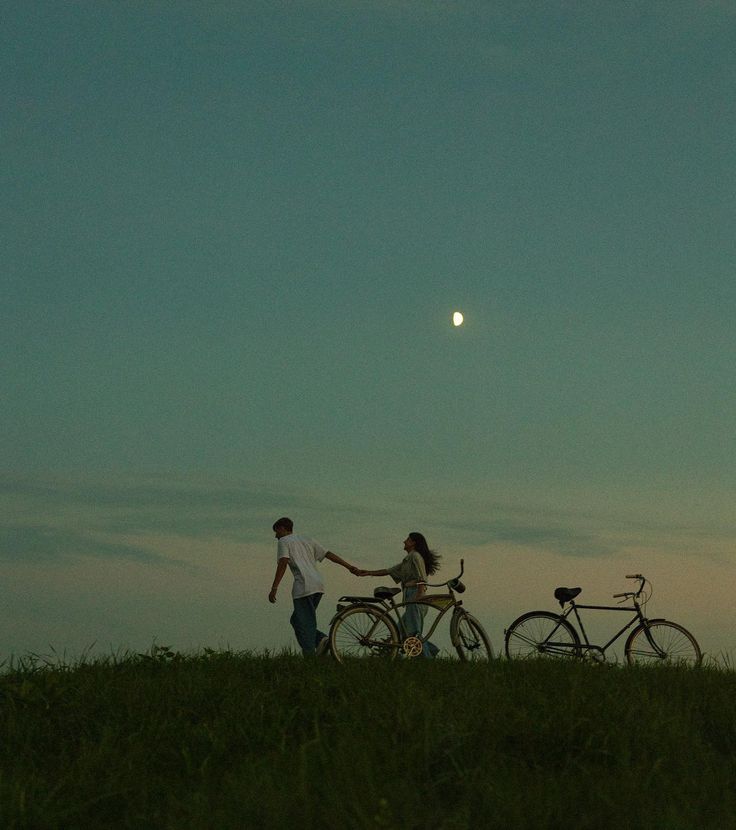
2, 1, 735, 662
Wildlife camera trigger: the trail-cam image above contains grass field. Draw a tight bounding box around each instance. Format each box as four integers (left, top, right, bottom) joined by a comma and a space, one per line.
0, 649, 734, 829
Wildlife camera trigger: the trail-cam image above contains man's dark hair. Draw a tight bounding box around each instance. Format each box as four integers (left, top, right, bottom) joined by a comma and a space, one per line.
273, 517, 294, 532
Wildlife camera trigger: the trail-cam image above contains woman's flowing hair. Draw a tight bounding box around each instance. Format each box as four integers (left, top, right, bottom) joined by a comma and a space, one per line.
409, 532, 441, 576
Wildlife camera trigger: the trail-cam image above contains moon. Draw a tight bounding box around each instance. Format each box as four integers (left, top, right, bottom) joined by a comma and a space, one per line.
452, 311, 464, 327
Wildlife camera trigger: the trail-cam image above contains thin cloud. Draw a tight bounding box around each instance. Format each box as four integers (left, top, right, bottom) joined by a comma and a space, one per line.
0, 474, 380, 551
4, 474, 728, 565
0, 525, 172, 565
413, 512, 612, 558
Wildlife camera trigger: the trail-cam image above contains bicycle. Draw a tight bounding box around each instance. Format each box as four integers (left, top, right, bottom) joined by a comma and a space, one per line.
504, 574, 702, 667
328, 559, 493, 663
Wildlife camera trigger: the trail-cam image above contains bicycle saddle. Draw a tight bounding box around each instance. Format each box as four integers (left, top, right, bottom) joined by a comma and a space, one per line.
374, 586, 401, 600
554, 587, 582, 607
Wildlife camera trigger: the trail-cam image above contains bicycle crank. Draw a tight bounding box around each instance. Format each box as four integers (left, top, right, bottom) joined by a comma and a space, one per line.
402, 636, 423, 657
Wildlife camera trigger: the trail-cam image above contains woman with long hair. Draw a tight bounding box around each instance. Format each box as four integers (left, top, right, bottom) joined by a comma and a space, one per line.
356, 532, 441, 658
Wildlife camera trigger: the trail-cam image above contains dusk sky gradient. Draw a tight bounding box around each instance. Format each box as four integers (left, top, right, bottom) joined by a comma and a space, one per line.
2, 1, 735, 660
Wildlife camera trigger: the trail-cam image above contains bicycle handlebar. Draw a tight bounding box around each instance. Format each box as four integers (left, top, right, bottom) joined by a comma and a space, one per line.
618, 574, 647, 600
424, 558, 465, 589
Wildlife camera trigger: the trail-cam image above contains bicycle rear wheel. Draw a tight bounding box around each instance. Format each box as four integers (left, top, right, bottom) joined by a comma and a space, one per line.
505, 611, 581, 659
625, 620, 702, 667
451, 613, 493, 661
329, 605, 399, 663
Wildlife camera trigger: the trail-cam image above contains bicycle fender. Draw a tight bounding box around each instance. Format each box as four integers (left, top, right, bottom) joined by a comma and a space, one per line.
328, 602, 376, 626
503, 610, 565, 635
623, 618, 668, 651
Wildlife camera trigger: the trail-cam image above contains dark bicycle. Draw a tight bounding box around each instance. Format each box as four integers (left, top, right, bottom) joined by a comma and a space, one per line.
504, 574, 702, 667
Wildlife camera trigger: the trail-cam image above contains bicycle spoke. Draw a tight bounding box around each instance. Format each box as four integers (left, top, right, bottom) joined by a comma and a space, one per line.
505, 612, 579, 660
626, 621, 701, 667
340, 616, 375, 640
506, 629, 538, 649
453, 614, 493, 661
329, 607, 399, 662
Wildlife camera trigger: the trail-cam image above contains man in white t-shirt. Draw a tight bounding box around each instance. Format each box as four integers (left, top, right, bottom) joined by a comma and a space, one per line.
269, 517, 358, 655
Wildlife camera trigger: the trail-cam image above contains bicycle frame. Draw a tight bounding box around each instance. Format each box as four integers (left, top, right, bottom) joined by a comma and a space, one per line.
561, 599, 650, 657
334, 591, 464, 645
382, 593, 464, 643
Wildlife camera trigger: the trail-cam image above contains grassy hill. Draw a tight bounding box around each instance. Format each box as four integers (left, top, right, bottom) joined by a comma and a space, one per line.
0, 650, 734, 829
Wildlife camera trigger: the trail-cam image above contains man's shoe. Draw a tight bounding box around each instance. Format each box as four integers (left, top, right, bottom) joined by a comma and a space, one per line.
315, 636, 330, 657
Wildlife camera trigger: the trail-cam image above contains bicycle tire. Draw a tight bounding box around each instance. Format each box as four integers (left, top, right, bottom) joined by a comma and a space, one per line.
504, 611, 581, 660
451, 612, 493, 661
625, 619, 702, 667
329, 605, 400, 664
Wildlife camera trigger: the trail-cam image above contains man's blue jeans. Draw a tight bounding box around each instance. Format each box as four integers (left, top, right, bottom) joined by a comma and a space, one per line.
290, 592, 326, 656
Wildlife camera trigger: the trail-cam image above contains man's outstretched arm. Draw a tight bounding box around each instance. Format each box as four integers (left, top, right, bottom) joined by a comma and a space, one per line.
325, 551, 359, 574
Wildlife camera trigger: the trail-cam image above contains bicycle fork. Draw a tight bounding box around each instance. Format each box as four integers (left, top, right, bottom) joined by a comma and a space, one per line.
639, 618, 668, 659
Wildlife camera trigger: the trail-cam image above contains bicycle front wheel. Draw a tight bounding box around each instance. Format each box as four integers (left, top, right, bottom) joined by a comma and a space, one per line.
451, 613, 493, 661
329, 605, 400, 663
625, 620, 702, 667
505, 611, 581, 659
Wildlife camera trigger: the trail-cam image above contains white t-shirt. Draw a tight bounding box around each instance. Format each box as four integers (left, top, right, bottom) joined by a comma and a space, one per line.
277, 533, 327, 599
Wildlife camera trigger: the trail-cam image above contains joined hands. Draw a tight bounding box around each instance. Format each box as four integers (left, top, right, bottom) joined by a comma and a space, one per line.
348, 565, 368, 577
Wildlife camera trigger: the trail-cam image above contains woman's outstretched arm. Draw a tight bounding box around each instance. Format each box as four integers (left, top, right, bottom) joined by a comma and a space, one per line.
356, 568, 390, 577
